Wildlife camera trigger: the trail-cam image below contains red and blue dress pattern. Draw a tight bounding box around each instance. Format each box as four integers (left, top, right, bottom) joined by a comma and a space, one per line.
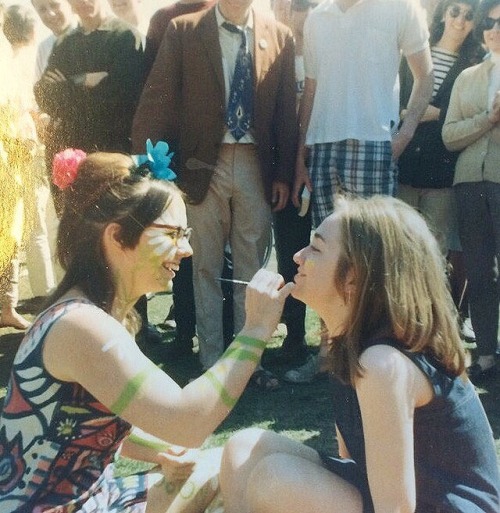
0, 299, 149, 512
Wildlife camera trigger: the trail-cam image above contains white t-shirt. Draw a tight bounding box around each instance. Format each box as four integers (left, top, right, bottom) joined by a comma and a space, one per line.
304, 0, 429, 144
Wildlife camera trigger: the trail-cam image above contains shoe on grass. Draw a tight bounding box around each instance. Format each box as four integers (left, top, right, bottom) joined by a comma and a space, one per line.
461, 317, 475, 340
249, 367, 281, 391
284, 354, 321, 384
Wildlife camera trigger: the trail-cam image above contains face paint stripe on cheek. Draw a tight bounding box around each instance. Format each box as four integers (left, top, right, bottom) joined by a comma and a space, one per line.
145, 229, 177, 259
153, 241, 173, 256
147, 236, 167, 246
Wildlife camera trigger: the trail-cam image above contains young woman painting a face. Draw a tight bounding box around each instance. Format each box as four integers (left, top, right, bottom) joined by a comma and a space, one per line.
0, 150, 293, 512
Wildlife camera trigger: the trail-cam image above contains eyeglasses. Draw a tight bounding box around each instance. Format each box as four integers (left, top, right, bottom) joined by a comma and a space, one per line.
448, 5, 474, 21
150, 223, 192, 246
483, 16, 500, 30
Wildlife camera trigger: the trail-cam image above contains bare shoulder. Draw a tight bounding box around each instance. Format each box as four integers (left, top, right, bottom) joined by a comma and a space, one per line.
46, 303, 131, 351
358, 344, 433, 406
43, 303, 137, 381
359, 344, 412, 377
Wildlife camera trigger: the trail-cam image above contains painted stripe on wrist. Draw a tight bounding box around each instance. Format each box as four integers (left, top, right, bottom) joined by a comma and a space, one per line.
234, 335, 266, 350
224, 346, 261, 363
127, 432, 171, 452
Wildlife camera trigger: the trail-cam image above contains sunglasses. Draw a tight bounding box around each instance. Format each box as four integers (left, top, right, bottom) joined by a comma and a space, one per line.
483, 16, 500, 30
150, 223, 192, 246
448, 5, 474, 21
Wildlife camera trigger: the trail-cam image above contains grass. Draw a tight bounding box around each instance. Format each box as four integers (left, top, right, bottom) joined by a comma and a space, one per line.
111, 294, 338, 476
142, 295, 336, 453
1, 264, 499, 479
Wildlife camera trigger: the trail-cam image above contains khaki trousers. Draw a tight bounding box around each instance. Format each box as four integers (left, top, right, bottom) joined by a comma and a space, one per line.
187, 144, 271, 369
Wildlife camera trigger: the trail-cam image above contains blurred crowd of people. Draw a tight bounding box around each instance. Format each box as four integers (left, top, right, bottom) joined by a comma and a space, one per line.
1, 0, 500, 384
0, 0, 499, 511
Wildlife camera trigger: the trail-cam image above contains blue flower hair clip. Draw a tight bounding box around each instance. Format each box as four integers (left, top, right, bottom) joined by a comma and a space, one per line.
132, 139, 176, 181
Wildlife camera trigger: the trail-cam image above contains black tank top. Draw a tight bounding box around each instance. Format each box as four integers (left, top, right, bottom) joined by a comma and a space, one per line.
331, 338, 500, 512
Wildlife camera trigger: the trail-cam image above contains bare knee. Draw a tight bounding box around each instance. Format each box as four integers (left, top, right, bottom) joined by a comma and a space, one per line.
248, 453, 364, 513
247, 453, 293, 512
222, 427, 269, 471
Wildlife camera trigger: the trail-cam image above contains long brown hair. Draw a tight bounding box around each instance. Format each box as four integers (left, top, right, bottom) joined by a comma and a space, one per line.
329, 196, 465, 384
431, 0, 482, 61
49, 152, 181, 331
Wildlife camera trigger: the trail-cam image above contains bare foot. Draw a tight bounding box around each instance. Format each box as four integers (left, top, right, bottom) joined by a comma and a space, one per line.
0, 309, 31, 330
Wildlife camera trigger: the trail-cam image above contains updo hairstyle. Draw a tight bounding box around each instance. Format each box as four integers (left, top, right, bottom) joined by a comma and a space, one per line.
52, 152, 181, 324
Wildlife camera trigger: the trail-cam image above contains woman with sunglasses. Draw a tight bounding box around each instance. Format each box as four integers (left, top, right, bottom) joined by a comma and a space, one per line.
220, 195, 500, 513
443, 0, 500, 381
0, 150, 293, 512
398, 0, 484, 318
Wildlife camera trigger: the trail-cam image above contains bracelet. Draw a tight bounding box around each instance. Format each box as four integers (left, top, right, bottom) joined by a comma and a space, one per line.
127, 431, 172, 453
234, 335, 266, 350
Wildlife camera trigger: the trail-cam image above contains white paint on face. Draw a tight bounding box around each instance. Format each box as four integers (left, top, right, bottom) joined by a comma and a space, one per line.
144, 194, 189, 261
120, 193, 192, 298
145, 228, 178, 260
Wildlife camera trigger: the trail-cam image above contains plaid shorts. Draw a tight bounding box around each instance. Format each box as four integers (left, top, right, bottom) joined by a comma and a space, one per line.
309, 139, 397, 228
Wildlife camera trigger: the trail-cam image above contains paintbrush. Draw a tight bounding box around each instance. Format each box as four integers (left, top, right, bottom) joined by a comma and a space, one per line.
215, 277, 250, 285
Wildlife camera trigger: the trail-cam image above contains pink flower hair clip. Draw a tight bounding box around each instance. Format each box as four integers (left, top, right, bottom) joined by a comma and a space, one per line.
52, 148, 87, 190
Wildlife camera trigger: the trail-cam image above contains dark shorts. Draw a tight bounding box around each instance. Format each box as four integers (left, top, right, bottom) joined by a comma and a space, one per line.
320, 455, 453, 513
319, 453, 374, 513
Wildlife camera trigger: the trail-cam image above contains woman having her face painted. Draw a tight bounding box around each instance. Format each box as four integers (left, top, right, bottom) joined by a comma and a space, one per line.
220, 196, 499, 513
0, 146, 293, 513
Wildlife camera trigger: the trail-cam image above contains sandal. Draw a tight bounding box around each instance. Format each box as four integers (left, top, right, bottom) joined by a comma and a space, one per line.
249, 368, 281, 391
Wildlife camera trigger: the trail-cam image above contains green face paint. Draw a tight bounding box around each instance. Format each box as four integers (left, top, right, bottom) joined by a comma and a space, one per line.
233, 335, 266, 350
111, 361, 158, 415
180, 479, 197, 499
201, 336, 267, 407
223, 346, 260, 364
220, 335, 267, 364
203, 370, 238, 408
127, 430, 172, 452
161, 479, 182, 495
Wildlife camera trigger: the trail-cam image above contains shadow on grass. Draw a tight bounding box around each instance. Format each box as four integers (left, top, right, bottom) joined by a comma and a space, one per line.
135, 334, 338, 453
1, 317, 499, 458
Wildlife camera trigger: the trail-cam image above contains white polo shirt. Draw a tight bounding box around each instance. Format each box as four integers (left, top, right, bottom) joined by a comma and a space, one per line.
304, 0, 429, 144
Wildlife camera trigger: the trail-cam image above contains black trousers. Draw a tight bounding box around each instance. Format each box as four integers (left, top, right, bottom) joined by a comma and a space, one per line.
273, 199, 311, 345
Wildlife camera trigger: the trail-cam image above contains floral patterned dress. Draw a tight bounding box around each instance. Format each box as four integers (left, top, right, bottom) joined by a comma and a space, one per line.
0, 299, 150, 512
